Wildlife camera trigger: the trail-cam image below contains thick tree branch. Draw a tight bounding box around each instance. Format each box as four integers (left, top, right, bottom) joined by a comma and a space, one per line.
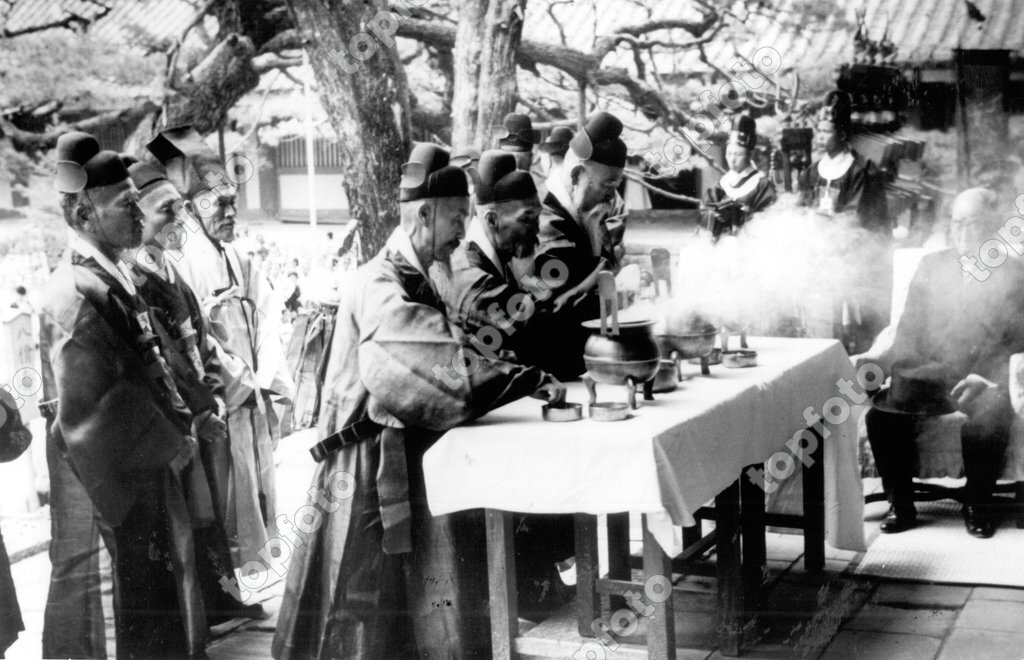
1, 2, 111, 38
0, 101, 159, 151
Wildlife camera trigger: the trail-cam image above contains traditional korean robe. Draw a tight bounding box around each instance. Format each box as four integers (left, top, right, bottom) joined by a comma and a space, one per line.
272, 228, 549, 660
174, 228, 294, 568
441, 221, 579, 620
442, 217, 547, 361
127, 258, 254, 620
798, 149, 891, 352
798, 149, 888, 232
39, 241, 206, 658
704, 165, 776, 238
521, 178, 603, 380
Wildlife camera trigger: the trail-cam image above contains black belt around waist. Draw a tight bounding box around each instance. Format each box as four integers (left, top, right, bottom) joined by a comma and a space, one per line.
309, 417, 384, 462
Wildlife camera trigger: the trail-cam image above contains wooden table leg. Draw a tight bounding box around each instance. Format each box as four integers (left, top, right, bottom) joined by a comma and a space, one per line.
607, 512, 630, 611
716, 480, 743, 656
486, 509, 517, 660
642, 514, 675, 660
802, 428, 826, 573
741, 463, 767, 616
575, 514, 600, 637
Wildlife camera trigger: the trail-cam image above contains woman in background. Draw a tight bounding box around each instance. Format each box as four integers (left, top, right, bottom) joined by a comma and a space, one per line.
704, 114, 776, 240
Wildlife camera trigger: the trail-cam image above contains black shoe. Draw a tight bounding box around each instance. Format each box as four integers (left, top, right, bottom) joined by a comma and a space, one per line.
963, 505, 995, 539
879, 506, 917, 533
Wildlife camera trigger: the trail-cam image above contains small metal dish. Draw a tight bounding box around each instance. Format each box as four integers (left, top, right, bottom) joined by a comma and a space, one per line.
722, 349, 758, 368
542, 402, 583, 422
588, 402, 631, 422
688, 347, 722, 366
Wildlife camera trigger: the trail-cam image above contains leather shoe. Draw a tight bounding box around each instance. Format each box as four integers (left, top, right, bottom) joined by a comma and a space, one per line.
963, 505, 995, 539
879, 506, 917, 533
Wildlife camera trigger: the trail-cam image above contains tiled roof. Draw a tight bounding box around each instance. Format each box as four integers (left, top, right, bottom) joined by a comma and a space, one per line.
3, 0, 1020, 69
2, 0, 199, 46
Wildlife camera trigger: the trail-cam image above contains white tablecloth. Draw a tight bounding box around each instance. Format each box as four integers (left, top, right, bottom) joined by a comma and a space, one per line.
423, 337, 866, 554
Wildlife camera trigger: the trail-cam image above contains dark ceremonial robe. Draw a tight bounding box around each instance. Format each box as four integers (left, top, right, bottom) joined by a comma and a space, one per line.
443, 221, 547, 361
39, 246, 207, 658
704, 166, 776, 238
273, 228, 548, 660
129, 259, 254, 621
798, 149, 888, 232
38, 319, 110, 659
441, 228, 578, 619
894, 249, 1024, 389
0, 389, 31, 657
521, 189, 603, 380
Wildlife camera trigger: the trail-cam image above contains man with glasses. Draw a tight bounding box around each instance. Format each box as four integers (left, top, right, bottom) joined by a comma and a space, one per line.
855, 188, 1024, 538
147, 126, 294, 570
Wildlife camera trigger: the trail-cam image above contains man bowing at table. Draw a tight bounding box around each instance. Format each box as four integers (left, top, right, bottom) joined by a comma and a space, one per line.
273, 143, 565, 660
520, 111, 628, 380
147, 125, 294, 569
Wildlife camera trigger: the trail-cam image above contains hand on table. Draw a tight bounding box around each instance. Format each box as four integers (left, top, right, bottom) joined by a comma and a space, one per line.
532, 377, 567, 407
951, 374, 997, 412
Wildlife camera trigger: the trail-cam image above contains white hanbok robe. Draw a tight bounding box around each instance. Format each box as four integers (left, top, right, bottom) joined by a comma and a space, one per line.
174, 229, 294, 568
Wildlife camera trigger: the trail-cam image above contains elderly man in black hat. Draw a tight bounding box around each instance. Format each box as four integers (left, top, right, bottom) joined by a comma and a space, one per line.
498, 112, 538, 171
538, 125, 573, 199
39, 131, 208, 657
273, 142, 564, 660
856, 188, 1024, 538
442, 149, 545, 355
122, 159, 264, 622
440, 150, 578, 619
147, 125, 294, 570
704, 114, 776, 239
518, 111, 628, 379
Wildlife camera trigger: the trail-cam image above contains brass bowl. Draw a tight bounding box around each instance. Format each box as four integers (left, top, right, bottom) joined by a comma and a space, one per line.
656, 326, 719, 360
582, 319, 661, 387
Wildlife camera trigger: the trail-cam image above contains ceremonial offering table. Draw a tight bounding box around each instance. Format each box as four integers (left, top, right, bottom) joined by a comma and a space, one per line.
424, 337, 866, 658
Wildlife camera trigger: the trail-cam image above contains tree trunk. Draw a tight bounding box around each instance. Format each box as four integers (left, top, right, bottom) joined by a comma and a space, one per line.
285, 0, 411, 261
450, 0, 526, 152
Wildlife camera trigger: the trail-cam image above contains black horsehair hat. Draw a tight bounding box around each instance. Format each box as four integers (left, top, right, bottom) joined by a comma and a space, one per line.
127, 160, 172, 196
146, 125, 232, 198
569, 111, 627, 168
54, 131, 131, 193
474, 150, 537, 205
538, 126, 574, 156
498, 113, 540, 153
399, 143, 469, 202
728, 115, 757, 150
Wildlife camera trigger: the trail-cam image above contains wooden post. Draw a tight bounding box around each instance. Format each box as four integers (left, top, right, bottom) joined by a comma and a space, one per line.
606, 512, 630, 611
715, 480, 743, 656
642, 514, 676, 660
803, 428, 826, 573
740, 464, 767, 615
485, 509, 517, 660
574, 514, 601, 637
